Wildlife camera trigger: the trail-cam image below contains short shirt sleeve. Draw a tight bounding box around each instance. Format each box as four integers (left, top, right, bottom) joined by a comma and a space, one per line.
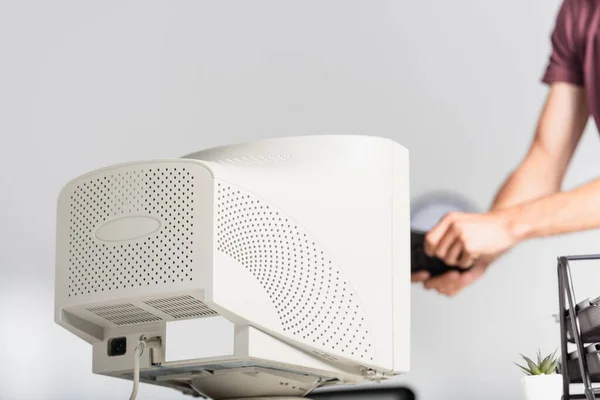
542, 0, 585, 86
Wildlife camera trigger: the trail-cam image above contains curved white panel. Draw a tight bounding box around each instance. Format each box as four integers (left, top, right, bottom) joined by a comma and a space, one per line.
215, 180, 375, 362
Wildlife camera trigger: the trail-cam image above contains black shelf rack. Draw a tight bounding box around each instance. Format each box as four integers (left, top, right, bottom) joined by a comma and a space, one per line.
558, 255, 600, 400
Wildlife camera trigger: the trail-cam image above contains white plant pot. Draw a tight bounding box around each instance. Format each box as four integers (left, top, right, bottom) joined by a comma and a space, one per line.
521, 374, 563, 400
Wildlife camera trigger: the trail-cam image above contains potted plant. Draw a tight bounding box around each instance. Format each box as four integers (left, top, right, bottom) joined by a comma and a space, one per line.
515, 350, 562, 400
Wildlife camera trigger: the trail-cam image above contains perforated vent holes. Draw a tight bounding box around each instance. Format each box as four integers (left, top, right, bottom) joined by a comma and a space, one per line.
67, 166, 195, 297
216, 182, 374, 361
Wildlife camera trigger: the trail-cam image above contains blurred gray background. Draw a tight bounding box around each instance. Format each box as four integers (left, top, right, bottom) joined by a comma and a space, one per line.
2, 0, 600, 399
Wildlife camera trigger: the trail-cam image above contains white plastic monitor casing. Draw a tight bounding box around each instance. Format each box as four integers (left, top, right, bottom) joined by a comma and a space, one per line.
54, 135, 410, 398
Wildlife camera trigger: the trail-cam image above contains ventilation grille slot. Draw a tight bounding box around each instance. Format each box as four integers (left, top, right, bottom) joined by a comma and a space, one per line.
87, 303, 161, 326
67, 166, 195, 297
313, 351, 338, 362
215, 181, 374, 361
144, 295, 217, 319
217, 154, 289, 165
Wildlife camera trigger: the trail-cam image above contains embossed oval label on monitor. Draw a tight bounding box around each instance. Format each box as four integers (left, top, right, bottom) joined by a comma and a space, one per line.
95, 216, 161, 242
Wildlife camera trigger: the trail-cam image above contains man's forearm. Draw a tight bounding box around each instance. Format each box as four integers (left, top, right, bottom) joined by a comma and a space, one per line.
492, 83, 589, 212
504, 178, 600, 241
491, 162, 561, 211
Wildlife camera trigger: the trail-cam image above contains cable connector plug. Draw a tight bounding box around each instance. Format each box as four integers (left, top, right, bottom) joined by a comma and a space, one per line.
130, 336, 163, 400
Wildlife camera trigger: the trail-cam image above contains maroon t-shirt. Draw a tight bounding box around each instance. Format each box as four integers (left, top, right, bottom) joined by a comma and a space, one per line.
543, 0, 600, 127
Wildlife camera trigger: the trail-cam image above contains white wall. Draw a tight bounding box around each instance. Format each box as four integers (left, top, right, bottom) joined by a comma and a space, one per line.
3, 1, 600, 399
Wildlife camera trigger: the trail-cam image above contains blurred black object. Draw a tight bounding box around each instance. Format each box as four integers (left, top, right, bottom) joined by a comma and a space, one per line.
411, 229, 470, 277
409, 191, 477, 277
309, 387, 416, 399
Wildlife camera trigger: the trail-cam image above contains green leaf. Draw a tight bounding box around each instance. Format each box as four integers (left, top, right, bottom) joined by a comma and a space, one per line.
540, 355, 552, 373
514, 362, 533, 375
547, 359, 559, 374
521, 355, 541, 375
546, 350, 559, 374
537, 349, 542, 365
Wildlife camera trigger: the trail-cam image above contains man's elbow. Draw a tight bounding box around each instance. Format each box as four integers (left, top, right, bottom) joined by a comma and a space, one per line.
518, 146, 564, 192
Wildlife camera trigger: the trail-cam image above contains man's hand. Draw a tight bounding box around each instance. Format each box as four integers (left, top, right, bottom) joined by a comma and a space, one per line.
413, 211, 519, 296
411, 262, 490, 297
425, 211, 517, 267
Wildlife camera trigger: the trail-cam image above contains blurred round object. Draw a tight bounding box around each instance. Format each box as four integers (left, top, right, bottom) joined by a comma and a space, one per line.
410, 191, 479, 232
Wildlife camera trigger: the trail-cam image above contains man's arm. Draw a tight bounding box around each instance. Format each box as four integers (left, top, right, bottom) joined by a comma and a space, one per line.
414, 83, 589, 296
492, 82, 589, 210
504, 176, 600, 240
